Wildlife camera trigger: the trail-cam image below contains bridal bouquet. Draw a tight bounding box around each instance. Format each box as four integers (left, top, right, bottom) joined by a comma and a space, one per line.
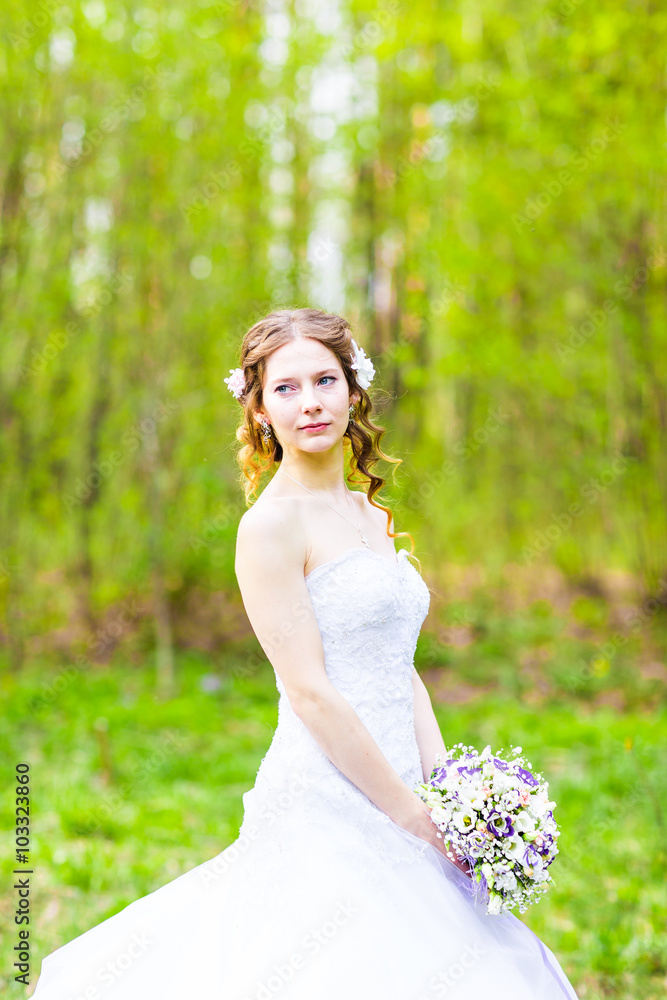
413, 743, 560, 915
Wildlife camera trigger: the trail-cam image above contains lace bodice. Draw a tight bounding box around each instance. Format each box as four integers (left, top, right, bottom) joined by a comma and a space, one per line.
239, 546, 432, 867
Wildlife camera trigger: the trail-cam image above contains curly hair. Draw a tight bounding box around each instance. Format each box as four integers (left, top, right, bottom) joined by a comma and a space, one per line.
229, 306, 416, 556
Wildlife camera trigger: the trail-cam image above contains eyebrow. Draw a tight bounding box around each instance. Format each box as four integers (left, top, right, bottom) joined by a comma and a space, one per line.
268, 368, 338, 388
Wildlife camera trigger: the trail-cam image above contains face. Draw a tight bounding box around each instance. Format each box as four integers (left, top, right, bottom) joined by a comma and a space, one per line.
254, 337, 359, 455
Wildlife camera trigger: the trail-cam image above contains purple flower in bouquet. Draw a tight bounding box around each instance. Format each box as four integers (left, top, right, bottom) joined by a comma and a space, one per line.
515, 766, 540, 787
457, 764, 482, 779
537, 835, 556, 860
487, 811, 515, 839
433, 760, 455, 777
523, 845, 542, 867
466, 830, 488, 856
431, 759, 457, 780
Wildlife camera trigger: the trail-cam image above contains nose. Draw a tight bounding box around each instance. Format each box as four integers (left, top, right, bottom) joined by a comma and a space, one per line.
301, 381, 323, 413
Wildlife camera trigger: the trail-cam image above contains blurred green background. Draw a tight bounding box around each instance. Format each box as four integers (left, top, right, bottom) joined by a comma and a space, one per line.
1, 0, 666, 997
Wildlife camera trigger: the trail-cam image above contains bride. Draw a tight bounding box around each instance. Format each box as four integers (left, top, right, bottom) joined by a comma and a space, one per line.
32, 307, 579, 999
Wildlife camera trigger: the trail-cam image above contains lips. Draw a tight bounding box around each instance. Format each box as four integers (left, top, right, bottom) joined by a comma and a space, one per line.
301, 423, 329, 430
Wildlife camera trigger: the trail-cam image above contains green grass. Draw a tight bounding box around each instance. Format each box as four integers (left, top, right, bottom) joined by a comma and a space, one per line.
1, 648, 665, 999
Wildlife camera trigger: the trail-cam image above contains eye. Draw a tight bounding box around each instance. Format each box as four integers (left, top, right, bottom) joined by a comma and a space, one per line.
274, 376, 336, 393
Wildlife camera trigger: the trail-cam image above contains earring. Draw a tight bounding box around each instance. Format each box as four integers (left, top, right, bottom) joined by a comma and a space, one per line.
349, 403, 355, 420
260, 419, 272, 444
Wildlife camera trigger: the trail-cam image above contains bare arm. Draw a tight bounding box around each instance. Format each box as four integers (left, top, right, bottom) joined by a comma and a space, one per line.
234, 504, 442, 847
411, 665, 471, 876
411, 666, 448, 782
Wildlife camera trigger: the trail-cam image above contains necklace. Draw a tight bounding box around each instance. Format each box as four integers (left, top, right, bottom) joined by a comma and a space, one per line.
278, 468, 371, 549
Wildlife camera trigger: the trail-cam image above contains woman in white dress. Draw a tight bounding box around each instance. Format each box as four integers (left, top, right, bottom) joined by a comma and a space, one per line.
32, 307, 579, 999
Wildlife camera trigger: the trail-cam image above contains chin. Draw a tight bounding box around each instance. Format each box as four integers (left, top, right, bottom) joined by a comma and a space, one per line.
295, 428, 342, 449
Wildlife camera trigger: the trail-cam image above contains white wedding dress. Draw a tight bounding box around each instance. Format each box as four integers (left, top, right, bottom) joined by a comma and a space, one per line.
33, 546, 579, 1000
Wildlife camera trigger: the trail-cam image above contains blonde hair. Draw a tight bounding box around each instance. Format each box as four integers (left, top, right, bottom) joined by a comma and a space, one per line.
229, 307, 417, 555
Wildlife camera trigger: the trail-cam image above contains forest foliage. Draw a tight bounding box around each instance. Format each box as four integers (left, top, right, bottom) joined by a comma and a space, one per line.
1, 0, 666, 668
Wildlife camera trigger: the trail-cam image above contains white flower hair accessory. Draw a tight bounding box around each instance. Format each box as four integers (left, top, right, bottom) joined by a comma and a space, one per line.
350, 338, 375, 390
224, 368, 247, 400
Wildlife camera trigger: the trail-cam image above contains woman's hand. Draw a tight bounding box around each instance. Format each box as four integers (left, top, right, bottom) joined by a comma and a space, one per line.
396, 801, 473, 879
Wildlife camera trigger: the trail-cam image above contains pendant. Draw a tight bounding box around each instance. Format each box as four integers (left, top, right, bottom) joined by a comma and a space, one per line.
360, 532, 371, 548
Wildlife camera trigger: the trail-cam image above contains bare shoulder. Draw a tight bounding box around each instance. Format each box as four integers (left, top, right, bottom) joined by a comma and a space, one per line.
235, 495, 306, 579
355, 490, 395, 535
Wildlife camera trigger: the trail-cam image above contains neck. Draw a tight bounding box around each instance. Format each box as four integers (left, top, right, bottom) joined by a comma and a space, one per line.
276, 451, 348, 494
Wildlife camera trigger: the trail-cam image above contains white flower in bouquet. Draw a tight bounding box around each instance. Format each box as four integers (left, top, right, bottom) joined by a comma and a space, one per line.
514, 810, 536, 835
481, 862, 495, 887
528, 789, 553, 818
430, 805, 451, 827
459, 787, 487, 812
452, 808, 476, 833
494, 869, 518, 892
501, 789, 520, 810
487, 894, 504, 915
491, 771, 515, 794
504, 835, 527, 862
